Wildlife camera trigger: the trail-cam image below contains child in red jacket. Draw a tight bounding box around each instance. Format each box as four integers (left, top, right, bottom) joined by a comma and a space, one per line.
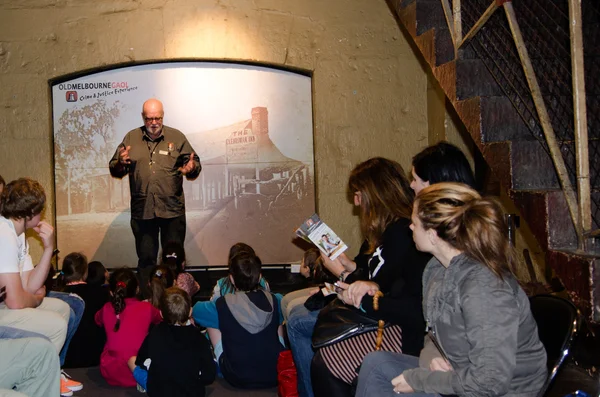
95, 268, 161, 387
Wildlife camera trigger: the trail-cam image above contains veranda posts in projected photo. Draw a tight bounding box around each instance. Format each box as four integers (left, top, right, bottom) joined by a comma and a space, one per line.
52, 63, 315, 267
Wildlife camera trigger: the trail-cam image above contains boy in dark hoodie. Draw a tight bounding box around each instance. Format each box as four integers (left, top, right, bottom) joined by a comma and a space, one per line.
207, 252, 284, 389
130, 287, 216, 396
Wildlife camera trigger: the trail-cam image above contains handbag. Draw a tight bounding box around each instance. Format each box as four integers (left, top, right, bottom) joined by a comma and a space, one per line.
277, 350, 298, 397
312, 292, 388, 349
311, 292, 403, 384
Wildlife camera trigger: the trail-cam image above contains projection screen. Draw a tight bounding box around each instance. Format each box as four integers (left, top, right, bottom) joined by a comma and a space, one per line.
52, 62, 315, 267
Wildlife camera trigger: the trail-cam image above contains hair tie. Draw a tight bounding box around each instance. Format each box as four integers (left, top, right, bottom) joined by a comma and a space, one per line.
166, 253, 177, 259
116, 281, 126, 289
155, 270, 163, 278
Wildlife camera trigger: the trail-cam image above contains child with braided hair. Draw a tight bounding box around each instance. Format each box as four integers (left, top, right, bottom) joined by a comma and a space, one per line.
95, 268, 161, 387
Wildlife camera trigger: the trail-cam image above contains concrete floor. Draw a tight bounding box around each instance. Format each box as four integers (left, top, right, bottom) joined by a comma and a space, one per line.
64, 366, 277, 397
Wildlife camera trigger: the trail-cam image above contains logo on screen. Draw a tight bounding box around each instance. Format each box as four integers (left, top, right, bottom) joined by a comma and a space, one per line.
66, 91, 78, 102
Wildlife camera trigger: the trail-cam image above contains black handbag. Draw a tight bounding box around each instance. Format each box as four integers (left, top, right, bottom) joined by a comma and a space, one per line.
311, 297, 389, 349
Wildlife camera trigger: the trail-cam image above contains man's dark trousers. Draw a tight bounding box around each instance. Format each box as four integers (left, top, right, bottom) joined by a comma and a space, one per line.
131, 215, 186, 296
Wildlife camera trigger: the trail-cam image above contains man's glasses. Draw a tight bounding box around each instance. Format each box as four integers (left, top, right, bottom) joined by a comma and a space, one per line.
144, 117, 163, 123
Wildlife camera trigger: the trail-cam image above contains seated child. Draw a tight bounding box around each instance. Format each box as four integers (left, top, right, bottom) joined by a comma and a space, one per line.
161, 241, 200, 297
129, 287, 216, 397
210, 242, 270, 301
87, 261, 109, 288
58, 253, 110, 368
280, 247, 338, 321
95, 268, 161, 387
196, 252, 284, 389
147, 265, 175, 308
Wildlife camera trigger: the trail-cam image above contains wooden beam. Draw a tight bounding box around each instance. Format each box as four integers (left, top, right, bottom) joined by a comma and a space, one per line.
440, 0, 457, 56
568, 0, 592, 248
458, 1, 498, 49
453, 0, 462, 44
504, 2, 584, 247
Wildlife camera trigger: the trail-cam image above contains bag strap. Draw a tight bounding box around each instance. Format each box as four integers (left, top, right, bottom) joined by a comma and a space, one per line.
373, 291, 385, 351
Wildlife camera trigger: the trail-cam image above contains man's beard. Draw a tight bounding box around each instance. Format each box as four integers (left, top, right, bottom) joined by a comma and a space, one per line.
147, 125, 162, 136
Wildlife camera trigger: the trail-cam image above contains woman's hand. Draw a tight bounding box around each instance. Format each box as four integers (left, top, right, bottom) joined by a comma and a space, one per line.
320, 252, 347, 278
336, 282, 354, 306
391, 374, 414, 394
429, 357, 452, 372
337, 252, 357, 272
341, 281, 379, 308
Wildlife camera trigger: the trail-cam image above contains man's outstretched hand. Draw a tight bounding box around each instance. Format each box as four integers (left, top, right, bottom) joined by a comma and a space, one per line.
179, 152, 196, 175
119, 145, 132, 165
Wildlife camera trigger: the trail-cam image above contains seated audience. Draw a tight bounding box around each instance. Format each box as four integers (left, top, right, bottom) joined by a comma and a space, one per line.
95, 268, 161, 387
0, 177, 82, 396
129, 287, 216, 396
87, 260, 109, 288
287, 158, 430, 397
356, 183, 547, 397
210, 242, 270, 300
195, 252, 285, 388
57, 253, 110, 368
161, 241, 200, 297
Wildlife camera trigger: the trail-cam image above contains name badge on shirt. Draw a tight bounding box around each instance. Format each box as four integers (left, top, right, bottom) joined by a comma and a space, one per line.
158, 150, 169, 155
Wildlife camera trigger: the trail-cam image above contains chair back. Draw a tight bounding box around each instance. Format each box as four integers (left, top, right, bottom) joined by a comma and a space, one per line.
529, 294, 580, 397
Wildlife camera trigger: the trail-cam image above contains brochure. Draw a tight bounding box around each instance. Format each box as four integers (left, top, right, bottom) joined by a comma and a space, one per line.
295, 213, 348, 260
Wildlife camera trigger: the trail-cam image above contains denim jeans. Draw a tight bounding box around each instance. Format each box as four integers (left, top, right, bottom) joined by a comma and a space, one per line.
286, 304, 319, 397
356, 352, 439, 397
47, 291, 85, 367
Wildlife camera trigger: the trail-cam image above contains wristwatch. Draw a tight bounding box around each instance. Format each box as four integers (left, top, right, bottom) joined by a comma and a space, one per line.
339, 270, 348, 282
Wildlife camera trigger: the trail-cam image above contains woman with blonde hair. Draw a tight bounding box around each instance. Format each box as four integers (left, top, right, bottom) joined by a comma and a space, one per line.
356, 183, 547, 397
287, 157, 431, 397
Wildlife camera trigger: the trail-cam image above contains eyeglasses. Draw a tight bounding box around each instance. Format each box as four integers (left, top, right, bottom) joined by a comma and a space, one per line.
144, 117, 163, 123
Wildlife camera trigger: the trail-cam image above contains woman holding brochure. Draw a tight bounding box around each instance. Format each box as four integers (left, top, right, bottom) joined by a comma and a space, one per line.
355, 183, 547, 397
286, 157, 431, 397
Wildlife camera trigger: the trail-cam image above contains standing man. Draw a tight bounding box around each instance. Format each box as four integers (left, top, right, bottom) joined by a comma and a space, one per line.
109, 98, 201, 275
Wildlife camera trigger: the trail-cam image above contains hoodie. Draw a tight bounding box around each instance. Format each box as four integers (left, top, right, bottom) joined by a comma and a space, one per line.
216, 290, 284, 388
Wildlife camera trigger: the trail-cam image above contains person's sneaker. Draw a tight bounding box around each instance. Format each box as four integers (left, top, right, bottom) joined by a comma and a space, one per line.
60, 381, 73, 397
137, 383, 146, 393
61, 370, 83, 392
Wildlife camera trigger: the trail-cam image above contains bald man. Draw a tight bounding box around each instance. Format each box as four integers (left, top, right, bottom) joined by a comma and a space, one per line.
109, 99, 201, 275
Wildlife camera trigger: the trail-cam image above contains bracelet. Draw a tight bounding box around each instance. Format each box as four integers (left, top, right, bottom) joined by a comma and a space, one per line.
339, 270, 348, 282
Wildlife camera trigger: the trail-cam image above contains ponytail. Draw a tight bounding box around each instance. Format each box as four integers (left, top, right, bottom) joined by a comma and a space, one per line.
58, 252, 88, 291
416, 183, 516, 279
148, 266, 175, 308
